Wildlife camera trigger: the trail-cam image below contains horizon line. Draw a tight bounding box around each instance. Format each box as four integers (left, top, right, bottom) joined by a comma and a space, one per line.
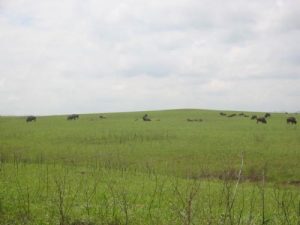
0, 107, 298, 117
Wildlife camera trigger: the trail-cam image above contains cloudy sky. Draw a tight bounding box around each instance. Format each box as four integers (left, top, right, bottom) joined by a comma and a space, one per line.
0, 0, 299, 115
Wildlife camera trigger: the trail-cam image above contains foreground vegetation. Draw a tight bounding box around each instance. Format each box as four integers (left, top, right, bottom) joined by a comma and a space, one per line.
0, 109, 299, 224
0, 162, 299, 225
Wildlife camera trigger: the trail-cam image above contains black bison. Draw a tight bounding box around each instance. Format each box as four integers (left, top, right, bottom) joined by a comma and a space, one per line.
67, 114, 79, 120
99, 115, 106, 119
26, 116, 36, 122
187, 118, 203, 122
251, 115, 257, 120
256, 117, 267, 124
142, 114, 151, 121
287, 117, 297, 124
228, 113, 236, 118
220, 112, 226, 116
264, 113, 271, 118
238, 113, 244, 116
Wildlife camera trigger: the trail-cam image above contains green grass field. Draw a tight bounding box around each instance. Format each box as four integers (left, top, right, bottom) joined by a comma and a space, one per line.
0, 109, 299, 224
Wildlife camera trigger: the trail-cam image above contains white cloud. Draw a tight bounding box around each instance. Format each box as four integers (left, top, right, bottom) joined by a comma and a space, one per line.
0, 0, 300, 115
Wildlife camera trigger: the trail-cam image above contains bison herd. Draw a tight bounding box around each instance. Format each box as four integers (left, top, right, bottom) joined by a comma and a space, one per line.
219, 112, 297, 125
25, 112, 297, 125
25, 114, 81, 122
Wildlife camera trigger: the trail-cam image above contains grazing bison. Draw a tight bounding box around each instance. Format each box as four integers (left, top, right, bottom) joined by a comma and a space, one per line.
287, 117, 297, 124
142, 114, 151, 121
228, 113, 236, 118
251, 115, 257, 120
67, 114, 79, 120
256, 117, 267, 124
220, 112, 226, 116
264, 113, 271, 118
187, 118, 203, 122
26, 116, 36, 122
99, 115, 106, 119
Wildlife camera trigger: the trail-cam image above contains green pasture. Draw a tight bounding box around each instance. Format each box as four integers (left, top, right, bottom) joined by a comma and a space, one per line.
0, 109, 299, 224
0, 109, 299, 182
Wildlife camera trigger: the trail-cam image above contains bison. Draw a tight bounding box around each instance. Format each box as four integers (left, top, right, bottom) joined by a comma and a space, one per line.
142, 114, 151, 121
256, 117, 267, 124
251, 115, 257, 120
67, 114, 79, 120
26, 116, 36, 122
228, 113, 236, 118
264, 113, 271, 118
287, 117, 297, 125
220, 112, 227, 116
187, 118, 203, 122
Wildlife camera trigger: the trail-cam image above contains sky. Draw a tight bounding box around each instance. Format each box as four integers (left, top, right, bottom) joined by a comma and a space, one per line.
0, 0, 300, 115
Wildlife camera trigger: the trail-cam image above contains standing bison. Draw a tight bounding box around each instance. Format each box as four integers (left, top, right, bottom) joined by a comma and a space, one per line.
287, 117, 297, 124
26, 116, 36, 122
256, 117, 267, 124
67, 114, 79, 120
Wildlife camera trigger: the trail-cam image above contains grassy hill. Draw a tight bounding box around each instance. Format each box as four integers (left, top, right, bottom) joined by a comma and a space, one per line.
1, 109, 299, 182
0, 109, 299, 224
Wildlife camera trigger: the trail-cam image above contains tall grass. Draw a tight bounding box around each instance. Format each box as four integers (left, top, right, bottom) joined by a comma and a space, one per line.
0, 161, 299, 225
